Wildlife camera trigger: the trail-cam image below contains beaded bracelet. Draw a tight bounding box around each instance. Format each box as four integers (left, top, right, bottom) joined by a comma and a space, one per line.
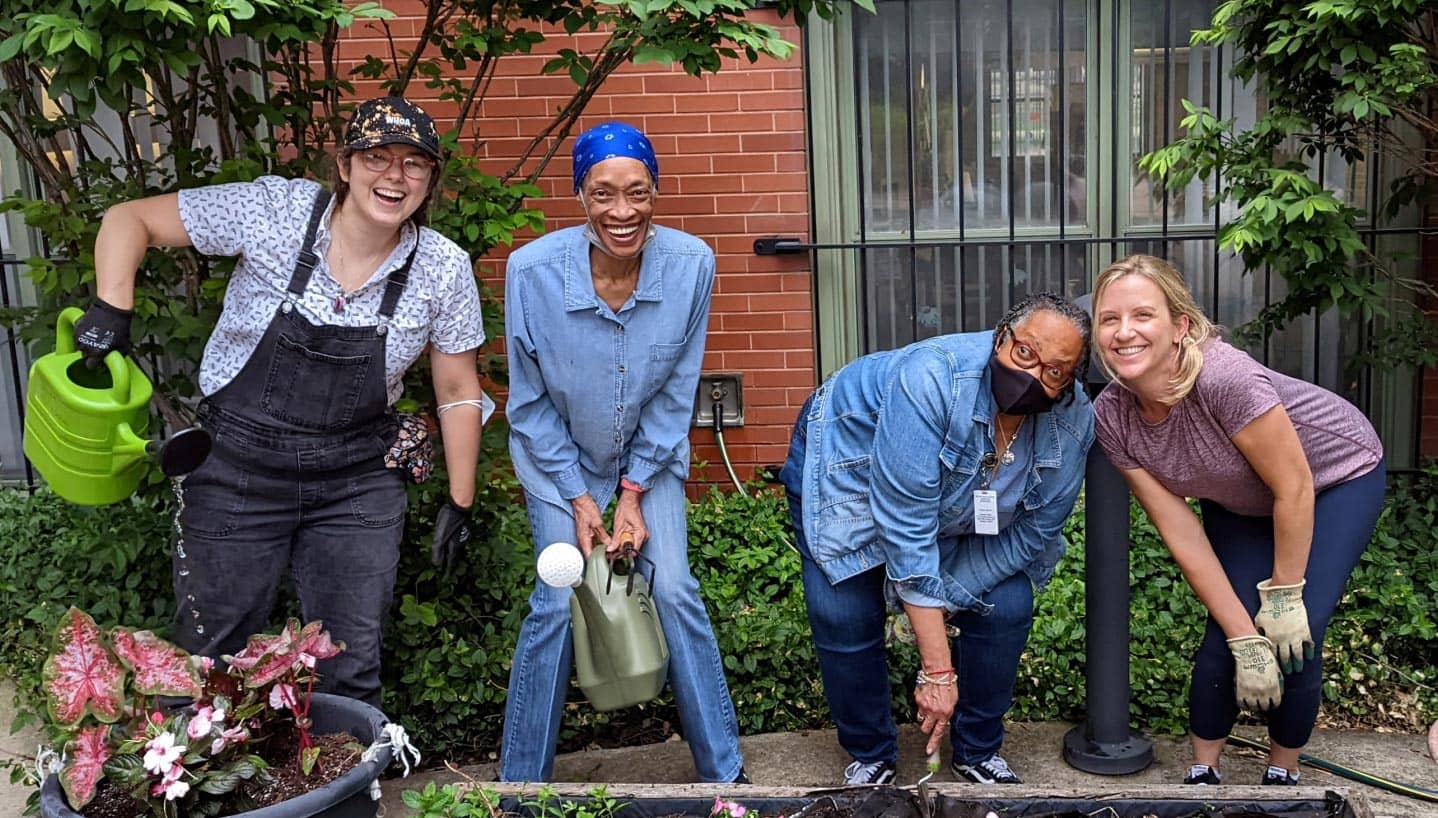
915, 668, 958, 686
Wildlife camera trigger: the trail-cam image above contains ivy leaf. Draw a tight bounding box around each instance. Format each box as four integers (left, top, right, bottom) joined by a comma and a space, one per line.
110, 627, 202, 698
42, 607, 127, 727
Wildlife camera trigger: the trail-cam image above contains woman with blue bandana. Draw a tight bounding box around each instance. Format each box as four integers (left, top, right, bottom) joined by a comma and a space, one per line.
500, 122, 748, 783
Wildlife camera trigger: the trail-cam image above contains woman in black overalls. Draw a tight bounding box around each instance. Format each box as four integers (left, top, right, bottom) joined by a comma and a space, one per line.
73, 97, 486, 706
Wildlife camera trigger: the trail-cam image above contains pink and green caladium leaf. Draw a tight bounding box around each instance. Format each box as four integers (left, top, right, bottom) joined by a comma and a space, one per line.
231, 619, 345, 688
110, 628, 202, 699
42, 608, 126, 727
59, 725, 111, 809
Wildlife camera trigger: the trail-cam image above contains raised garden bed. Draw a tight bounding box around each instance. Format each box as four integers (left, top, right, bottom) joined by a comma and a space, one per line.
488, 783, 1371, 818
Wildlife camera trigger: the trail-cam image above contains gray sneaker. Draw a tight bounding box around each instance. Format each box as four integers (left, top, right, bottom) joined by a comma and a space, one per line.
843, 759, 896, 785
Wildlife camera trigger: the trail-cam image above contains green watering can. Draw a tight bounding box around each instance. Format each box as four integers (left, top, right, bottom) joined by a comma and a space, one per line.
537, 538, 670, 711
23, 307, 211, 506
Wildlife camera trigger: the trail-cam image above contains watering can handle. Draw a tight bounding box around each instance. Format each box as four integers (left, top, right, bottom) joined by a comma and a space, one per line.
56, 306, 132, 402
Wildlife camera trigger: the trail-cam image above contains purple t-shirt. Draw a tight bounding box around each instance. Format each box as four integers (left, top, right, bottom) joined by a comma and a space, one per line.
1094, 339, 1382, 517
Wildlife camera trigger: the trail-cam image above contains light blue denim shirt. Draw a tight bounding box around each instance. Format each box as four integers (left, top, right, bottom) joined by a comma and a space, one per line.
794, 331, 1094, 613
506, 225, 713, 507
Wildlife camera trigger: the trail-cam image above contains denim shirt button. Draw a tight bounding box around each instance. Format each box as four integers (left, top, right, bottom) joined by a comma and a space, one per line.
617, 405, 625, 413
618, 365, 626, 373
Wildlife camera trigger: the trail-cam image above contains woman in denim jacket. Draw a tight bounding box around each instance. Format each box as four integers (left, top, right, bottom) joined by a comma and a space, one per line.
499, 123, 746, 784
779, 293, 1094, 786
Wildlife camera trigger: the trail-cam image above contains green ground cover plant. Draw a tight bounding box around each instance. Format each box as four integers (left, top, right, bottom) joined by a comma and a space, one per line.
4, 466, 1435, 769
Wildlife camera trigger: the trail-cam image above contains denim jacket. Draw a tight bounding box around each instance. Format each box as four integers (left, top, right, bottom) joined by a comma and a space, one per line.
505, 225, 713, 508
794, 331, 1093, 613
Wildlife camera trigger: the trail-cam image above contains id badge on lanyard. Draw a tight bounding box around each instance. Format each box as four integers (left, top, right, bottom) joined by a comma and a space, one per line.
973, 489, 999, 535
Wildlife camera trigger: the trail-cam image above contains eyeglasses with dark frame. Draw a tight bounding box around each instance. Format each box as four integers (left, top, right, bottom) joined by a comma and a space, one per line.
357, 149, 436, 181
1001, 328, 1077, 390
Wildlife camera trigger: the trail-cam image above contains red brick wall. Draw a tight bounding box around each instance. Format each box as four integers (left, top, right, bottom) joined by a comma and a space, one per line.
338, 6, 819, 490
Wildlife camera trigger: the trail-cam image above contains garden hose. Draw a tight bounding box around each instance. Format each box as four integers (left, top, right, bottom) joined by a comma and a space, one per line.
712, 399, 748, 497
1226, 733, 1438, 803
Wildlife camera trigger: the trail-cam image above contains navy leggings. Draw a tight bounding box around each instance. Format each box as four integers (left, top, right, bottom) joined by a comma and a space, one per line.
1188, 462, 1385, 748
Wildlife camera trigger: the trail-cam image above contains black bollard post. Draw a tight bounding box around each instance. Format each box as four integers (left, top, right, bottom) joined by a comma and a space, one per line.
1061, 294, 1154, 775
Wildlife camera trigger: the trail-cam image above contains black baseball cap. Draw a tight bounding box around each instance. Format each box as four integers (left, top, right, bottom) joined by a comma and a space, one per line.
344, 96, 441, 161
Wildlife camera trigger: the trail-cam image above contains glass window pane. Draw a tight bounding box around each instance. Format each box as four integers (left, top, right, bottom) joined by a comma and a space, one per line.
857, 0, 1088, 237
862, 242, 1088, 352
1129, 0, 1226, 227
857, 7, 911, 234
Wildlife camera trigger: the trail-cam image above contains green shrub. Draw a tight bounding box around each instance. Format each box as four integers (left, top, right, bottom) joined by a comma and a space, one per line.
0, 489, 175, 734
3, 466, 1435, 766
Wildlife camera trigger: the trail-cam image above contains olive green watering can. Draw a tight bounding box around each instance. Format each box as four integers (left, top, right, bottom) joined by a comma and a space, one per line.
537, 538, 669, 711
23, 307, 211, 506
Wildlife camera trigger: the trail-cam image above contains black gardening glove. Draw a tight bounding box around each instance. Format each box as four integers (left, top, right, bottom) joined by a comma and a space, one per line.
73, 298, 134, 367
431, 499, 472, 570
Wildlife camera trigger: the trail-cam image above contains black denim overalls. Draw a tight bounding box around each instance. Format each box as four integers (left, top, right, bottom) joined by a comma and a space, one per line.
175, 191, 413, 706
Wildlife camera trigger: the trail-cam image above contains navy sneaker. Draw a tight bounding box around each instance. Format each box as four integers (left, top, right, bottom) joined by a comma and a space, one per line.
1183, 764, 1222, 785
952, 754, 1021, 784
1261, 766, 1300, 785
842, 759, 896, 785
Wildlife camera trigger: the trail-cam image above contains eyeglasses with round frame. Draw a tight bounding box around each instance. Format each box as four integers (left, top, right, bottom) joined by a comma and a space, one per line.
357, 149, 436, 181
1001, 328, 1077, 390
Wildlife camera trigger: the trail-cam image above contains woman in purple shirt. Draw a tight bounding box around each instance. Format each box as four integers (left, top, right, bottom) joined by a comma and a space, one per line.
1091, 254, 1383, 787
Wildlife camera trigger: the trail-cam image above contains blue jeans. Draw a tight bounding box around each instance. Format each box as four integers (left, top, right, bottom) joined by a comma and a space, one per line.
1189, 462, 1385, 748
788, 492, 1035, 766
499, 472, 744, 782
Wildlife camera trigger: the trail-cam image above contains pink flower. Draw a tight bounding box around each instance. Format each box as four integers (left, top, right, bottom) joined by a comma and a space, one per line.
269, 682, 299, 711
711, 798, 747, 818
187, 705, 225, 740
149, 711, 165, 725
142, 732, 186, 775
151, 765, 190, 801
210, 725, 249, 755
191, 655, 215, 675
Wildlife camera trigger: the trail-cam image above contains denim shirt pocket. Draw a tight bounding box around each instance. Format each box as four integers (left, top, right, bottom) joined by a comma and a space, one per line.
646, 340, 686, 393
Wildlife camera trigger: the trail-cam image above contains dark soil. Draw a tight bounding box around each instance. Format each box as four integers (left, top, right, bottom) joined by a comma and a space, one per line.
240, 731, 365, 809
78, 731, 362, 818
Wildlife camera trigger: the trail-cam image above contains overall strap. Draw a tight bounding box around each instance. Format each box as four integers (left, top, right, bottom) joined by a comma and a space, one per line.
377, 236, 418, 320
287, 188, 333, 297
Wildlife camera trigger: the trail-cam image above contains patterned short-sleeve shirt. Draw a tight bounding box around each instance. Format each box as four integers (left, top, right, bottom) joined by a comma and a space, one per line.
178, 176, 484, 404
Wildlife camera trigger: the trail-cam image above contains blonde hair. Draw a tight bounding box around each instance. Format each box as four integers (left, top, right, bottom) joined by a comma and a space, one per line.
1092, 254, 1218, 404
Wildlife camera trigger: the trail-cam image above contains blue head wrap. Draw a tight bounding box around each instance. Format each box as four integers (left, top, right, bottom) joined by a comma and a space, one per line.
572, 122, 659, 194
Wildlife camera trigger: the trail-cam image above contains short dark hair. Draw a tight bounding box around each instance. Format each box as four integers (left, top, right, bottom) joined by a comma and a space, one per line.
993, 292, 1092, 405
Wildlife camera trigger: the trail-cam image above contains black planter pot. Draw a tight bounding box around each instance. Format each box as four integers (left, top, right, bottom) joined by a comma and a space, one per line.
40, 693, 394, 818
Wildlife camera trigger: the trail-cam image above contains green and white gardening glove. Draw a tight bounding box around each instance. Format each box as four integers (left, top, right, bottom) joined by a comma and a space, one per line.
1254, 578, 1314, 674
1228, 635, 1283, 711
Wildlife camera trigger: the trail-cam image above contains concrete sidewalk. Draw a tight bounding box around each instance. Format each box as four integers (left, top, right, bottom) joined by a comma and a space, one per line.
378, 722, 1438, 818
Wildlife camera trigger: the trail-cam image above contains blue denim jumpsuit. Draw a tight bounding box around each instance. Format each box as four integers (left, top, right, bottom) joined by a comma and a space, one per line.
500, 225, 744, 783
779, 331, 1093, 766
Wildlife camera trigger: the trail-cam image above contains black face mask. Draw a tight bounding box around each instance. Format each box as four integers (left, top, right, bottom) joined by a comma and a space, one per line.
989, 351, 1057, 415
